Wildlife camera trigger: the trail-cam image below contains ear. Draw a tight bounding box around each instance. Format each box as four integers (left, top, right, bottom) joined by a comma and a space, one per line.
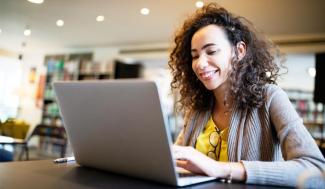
236, 41, 246, 61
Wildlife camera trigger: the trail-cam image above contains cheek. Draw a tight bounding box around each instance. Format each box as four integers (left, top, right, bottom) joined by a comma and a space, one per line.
224, 54, 233, 70
225, 63, 233, 76
220, 60, 232, 76
226, 60, 232, 71
191, 62, 197, 73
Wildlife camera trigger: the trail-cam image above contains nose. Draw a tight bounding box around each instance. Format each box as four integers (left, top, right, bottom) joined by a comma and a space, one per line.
197, 55, 208, 69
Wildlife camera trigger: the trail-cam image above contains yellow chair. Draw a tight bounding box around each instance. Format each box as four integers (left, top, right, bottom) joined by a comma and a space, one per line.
0, 119, 30, 160
0, 119, 30, 139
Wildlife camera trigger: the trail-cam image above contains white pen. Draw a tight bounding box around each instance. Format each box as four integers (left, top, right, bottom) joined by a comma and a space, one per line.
53, 156, 75, 163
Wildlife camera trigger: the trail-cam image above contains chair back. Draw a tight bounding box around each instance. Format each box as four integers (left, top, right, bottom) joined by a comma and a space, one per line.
27, 124, 66, 141
27, 124, 67, 157
0, 119, 30, 139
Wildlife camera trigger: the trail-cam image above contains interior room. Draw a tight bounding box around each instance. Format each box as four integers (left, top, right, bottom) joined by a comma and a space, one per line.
0, 0, 324, 188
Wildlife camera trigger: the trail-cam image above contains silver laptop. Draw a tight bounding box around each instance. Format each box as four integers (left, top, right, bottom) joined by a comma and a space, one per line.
53, 80, 216, 186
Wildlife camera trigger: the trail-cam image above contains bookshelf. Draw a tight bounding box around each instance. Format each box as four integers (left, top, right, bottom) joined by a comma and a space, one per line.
41, 53, 111, 127
285, 89, 324, 145
38, 53, 112, 157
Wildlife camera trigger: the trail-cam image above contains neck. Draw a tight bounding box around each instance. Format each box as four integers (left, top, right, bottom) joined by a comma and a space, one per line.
212, 81, 233, 113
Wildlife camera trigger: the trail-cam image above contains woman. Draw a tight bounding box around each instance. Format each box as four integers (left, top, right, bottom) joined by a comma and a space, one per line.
169, 3, 325, 187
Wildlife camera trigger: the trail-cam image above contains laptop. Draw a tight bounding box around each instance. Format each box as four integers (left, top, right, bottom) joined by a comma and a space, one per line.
53, 80, 216, 186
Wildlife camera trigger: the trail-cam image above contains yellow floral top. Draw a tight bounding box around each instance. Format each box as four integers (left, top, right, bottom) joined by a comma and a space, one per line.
195, 116, 229, 161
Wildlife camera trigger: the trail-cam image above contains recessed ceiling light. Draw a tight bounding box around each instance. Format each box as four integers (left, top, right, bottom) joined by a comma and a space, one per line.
27, 0, 44, 4
308, 67, 316, 77
24, 29, 31, 36
195, 1, 204, 8
140, 8, 150, 15
96, 15, 105, 22
0, 29, 2, 34
56, 19, 64, 27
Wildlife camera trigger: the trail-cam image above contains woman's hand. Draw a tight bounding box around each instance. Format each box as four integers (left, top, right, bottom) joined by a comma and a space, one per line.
173, 145, 223, 177
172, 145, 247, 181
173, 145, 207, 175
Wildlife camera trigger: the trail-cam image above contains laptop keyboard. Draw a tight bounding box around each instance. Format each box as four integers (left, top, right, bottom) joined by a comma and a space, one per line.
176, 167, 197, 177
178, 172, 197, 177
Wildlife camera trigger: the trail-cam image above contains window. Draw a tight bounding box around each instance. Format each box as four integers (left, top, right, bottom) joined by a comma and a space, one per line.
0, 57, 22, 121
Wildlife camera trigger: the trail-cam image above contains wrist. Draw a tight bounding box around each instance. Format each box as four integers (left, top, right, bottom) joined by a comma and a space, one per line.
220, 162, 246, 183
218, 163, 232, 182
226, 163, 233, 183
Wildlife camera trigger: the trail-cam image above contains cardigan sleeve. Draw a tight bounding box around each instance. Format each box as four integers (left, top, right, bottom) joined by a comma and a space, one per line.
174, 110, 194, 146
174, 128, 185, 145
242, 85, 325, 187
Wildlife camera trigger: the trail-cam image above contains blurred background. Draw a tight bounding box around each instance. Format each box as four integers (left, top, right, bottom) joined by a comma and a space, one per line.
0, 0, 324, 161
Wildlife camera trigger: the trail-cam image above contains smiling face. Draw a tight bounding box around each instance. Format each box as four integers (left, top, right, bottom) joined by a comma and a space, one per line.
191, 24, 234, 91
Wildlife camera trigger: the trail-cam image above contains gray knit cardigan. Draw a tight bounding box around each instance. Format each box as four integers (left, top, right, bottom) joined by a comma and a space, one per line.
175, 84, 325, 187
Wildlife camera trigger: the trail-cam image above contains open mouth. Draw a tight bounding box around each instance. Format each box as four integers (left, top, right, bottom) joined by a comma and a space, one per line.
199, 70, 219, 80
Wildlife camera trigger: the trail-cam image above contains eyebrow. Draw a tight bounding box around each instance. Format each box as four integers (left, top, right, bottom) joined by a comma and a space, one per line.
191, 43, 217, 53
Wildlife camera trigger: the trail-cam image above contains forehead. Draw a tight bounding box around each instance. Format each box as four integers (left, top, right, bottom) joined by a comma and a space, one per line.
191, 24, 229, 47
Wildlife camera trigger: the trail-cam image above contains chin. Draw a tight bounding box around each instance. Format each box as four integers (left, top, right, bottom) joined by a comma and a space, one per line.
202, 78, 229, 91
204, 83, 220, 91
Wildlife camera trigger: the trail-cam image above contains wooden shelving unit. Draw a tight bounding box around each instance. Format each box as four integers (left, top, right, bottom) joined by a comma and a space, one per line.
41, 53, 111, 127
285, 89, 324, 145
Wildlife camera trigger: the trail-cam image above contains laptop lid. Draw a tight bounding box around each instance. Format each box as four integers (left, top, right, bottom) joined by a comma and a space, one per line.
53, 80, 215, 186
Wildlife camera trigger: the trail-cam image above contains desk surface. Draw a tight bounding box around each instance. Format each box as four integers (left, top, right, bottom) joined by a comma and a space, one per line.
0, 135, 25, 143
0, 160, 289, 189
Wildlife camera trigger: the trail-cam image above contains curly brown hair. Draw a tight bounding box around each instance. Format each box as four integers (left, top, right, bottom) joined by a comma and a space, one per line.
168, 3, 283, 113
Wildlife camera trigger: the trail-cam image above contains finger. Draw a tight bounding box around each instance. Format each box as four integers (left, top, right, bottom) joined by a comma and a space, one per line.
173, 152, 184, 160
172, 145, 182, 152
176, 160, 188, 168
172, 146, 185, 159
177, 160, 205, 175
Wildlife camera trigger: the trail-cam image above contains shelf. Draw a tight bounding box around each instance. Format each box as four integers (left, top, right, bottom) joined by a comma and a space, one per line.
42, 114, 61, 119
44, 99, 55, 103
78, 73, 110, 80
285, 89, 324, 128
41, 52, 112, 126
296, 109, 323, 113
304, 122, 324, 127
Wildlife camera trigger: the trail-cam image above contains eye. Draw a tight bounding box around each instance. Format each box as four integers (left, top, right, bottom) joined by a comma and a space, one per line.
191, 54, 199, 60
207, 51, 216, 55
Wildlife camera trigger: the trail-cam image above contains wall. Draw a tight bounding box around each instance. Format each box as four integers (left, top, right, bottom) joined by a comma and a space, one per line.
16, 45, 169, 129
15, 44, 323, 134
0, 57, 21, 121
18, 52, 46, 131
278, 53, 315, 91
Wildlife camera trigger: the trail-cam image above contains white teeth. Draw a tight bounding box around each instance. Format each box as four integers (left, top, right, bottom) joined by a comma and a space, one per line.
200, 70, 216, 78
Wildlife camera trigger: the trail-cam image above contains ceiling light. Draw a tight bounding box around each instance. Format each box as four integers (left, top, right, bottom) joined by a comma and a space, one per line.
195, 1, 204, 8
56, 19, 64, 27
0, 29, 2, 34
96, 15, 105, 22
27, 0, 44, 4
308, 67, 316, 77
24, 29, 31, 36
140, 8, 150, 15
